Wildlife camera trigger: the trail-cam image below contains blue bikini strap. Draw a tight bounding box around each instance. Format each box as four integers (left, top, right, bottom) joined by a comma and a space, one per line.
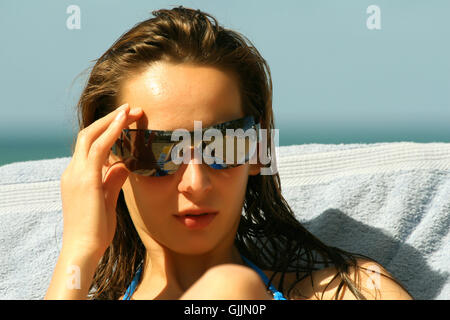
240, 254, 287, 300
123, 266, 142, 300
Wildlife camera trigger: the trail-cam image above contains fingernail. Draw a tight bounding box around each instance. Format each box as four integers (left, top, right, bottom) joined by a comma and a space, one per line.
129, 107, 142, 115
115, 110, 125, 121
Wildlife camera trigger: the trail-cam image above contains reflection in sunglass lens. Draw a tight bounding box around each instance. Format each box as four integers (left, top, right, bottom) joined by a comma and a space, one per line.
111, 116, 259, 177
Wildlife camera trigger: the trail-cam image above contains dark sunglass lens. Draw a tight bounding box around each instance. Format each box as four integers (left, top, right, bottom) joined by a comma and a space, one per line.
111, 116, 259, 175
112, 130, 180, 176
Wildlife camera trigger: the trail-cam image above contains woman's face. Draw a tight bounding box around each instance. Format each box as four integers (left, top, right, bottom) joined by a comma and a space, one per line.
116, 62, 259, 255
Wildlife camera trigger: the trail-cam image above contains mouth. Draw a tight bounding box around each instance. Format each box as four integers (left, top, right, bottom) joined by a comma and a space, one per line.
173, 210, 219, 229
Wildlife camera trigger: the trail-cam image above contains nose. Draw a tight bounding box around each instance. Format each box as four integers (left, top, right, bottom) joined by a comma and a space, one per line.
177, 146, 213, 196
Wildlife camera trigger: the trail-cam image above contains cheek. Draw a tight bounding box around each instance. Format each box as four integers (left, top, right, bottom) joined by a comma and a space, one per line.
216, 165, 249, 196
122, 174, 176, 229
209, 164, 250, 215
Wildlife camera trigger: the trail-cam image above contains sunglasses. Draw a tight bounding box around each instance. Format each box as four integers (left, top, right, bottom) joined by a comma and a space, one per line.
110, 115, 261, 177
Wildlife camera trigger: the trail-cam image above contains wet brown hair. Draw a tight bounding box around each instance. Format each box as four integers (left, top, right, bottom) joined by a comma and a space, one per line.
73, 6, 411, 300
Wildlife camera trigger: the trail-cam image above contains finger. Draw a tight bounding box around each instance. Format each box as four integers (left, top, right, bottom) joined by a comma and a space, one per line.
103, 162, 129, 214
103, 152, 129, 183
87, 107, 143, 172
75, 105, 143, 159
74, 103, 130, 158
106, 108, 144, 160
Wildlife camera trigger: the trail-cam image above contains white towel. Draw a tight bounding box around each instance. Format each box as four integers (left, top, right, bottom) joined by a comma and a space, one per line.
0, 142, 449, 299
277, 142, 450, 300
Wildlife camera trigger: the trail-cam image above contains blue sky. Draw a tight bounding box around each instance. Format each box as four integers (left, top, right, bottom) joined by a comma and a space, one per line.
0, 0, 448, 152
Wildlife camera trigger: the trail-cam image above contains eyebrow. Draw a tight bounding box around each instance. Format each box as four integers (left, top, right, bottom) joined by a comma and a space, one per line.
124, 115, 256, 134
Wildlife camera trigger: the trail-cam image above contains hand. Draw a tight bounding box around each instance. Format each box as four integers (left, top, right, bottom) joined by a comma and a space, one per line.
60, 103, 143, 257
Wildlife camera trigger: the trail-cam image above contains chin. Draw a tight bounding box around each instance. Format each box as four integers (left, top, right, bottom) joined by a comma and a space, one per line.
169, 229, 238, 257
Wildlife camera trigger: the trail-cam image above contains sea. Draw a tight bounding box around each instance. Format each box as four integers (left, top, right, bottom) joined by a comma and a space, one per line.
1, 129, 448, 167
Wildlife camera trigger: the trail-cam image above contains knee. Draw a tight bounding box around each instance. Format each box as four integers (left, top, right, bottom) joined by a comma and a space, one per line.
206, 264, 264, 289
181, 264, 271, 300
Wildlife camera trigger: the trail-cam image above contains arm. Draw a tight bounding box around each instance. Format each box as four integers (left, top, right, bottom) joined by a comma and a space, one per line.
292, 258, 413, 300
45, 104, 142, 300
44, 245, 102, 300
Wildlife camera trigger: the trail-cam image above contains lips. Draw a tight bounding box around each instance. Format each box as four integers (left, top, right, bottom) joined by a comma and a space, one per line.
174, 208, 218, 229
177, 208, 218, 216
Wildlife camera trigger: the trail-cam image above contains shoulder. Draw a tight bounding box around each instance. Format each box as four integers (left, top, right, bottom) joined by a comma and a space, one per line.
264, 258, 413, 300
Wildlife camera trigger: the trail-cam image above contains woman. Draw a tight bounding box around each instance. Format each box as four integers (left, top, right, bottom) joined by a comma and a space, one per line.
45, 6, 413, 300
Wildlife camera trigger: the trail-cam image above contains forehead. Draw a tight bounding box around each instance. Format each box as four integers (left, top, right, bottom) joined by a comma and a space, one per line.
118, 62, 244, 131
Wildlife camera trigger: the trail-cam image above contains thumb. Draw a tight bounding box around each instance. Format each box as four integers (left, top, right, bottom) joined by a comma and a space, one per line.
103, 161, 130, 213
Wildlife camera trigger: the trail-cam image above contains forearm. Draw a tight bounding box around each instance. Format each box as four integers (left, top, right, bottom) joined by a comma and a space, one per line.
45, 245, 102, 300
